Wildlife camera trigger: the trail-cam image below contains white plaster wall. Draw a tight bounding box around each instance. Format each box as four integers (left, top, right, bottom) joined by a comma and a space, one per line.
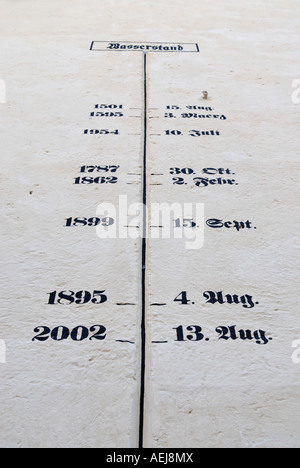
0, 0, 299, 448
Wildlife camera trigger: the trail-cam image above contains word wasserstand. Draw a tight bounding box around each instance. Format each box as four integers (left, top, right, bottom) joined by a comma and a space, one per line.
108, 43, 185, 51
90, 41, 199, 53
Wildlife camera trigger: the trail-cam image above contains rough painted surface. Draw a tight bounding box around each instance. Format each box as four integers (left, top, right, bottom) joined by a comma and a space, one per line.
0, 0, 299, 448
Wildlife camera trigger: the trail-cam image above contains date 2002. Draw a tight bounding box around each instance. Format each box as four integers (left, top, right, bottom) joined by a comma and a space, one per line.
32, 325, 107, 342
31, 324, 271, 345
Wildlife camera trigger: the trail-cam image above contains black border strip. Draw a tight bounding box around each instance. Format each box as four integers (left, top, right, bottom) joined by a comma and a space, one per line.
90, 41, 199, 53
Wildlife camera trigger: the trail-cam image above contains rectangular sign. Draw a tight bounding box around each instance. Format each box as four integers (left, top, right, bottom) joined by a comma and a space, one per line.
90, 41, 199, 52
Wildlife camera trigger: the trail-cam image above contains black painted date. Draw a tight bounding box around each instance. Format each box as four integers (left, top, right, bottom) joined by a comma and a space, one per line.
32, 325, 107, 342
174, 325, 271, 345
73, 176, 118, 185
47, 290, 107, 305
79, 165, 120, 173
64, 217, 114, 227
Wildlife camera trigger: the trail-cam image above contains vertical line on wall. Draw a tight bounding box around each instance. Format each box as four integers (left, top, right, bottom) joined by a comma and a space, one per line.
139, 52, 147, 449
